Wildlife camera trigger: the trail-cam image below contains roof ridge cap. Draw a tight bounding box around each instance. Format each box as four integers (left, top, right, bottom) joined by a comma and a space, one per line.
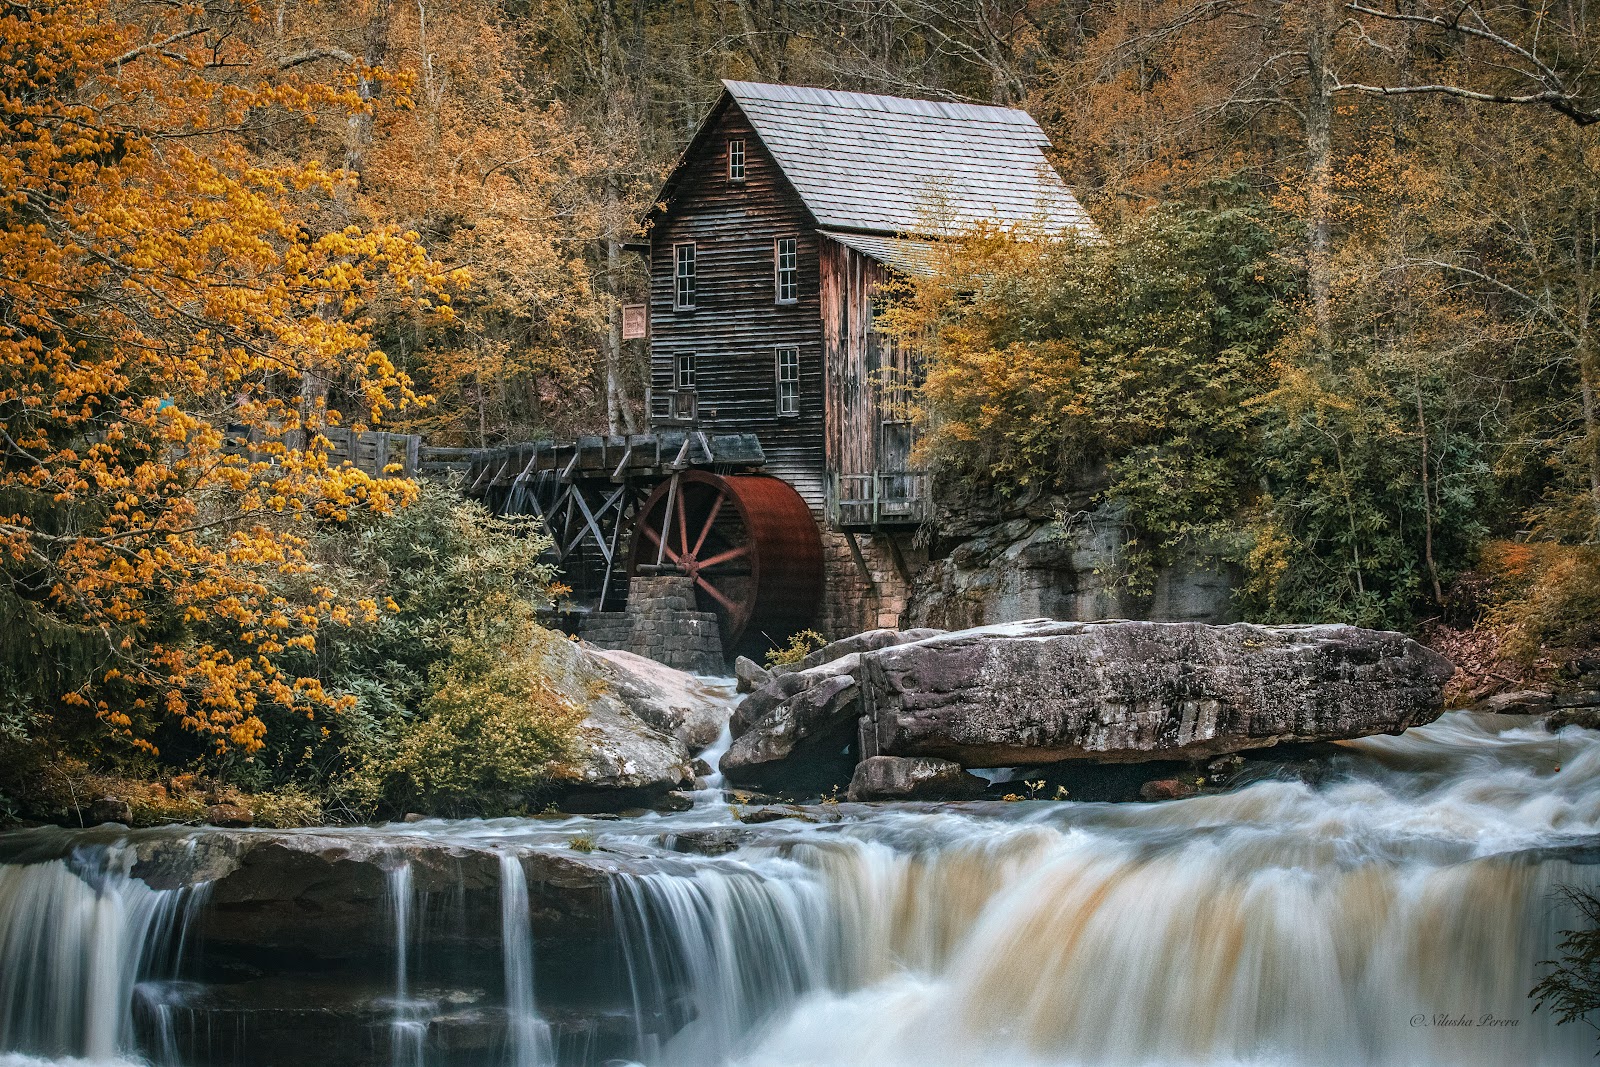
723, 79, 1036, 124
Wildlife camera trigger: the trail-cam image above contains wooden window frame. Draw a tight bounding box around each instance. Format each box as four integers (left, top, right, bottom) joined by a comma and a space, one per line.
673, 242, 696, 310
775, 346, 799, 417
728, 138, 746, 182
774, 236, 798, 305
675, 351, 697, 391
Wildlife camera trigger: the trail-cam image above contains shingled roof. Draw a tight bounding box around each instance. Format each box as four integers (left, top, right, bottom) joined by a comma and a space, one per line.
653, 80, 1094, 240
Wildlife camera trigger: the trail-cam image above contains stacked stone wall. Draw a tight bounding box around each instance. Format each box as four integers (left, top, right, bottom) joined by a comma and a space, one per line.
574, 575, 725, 675
819, 530, 927, 638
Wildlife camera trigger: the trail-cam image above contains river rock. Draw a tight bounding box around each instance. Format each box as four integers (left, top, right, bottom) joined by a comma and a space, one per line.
859, 620, 1454, 765
541, 638, 696, 809
1548, 706, 1600, 731
85, 797, 132, 826
735, 655, 771, 693
586, 645, 729, 750
1139, 778, 1200, 802
726, 629, 945, 746
720, 656, 862, 791
723, 619, 1453, 787
205, 803, 253, 828
847, 756, 987, 801
1470, 689, 1554, 714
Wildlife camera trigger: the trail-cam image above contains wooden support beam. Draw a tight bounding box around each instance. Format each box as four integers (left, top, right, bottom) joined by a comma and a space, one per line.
882, 532, 912, 585
844, 529, 877, 594
611, 444, 634, 482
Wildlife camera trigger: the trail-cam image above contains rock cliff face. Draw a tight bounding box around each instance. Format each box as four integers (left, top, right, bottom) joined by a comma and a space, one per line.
722, 619, 1454, 788
903, 474, 1239, 630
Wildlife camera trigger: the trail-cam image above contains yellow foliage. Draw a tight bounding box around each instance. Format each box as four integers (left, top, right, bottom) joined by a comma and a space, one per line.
0, 2, 459, 754
765, 629, 827, 668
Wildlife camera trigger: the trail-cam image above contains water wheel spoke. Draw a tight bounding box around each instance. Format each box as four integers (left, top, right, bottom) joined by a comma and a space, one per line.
689, 492, 726, 559
639, 522, 685, 568
630, 471, 822, 652
695, 543, 749, 570
675, 487, 691, 559
694, 573, 739, 614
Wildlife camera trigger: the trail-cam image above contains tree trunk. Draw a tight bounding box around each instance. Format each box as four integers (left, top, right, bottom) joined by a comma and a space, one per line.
597, 0, 637, 436
343, 0, 394, 197
1415, 380, 1444, 606
1304, 5, 1335, 352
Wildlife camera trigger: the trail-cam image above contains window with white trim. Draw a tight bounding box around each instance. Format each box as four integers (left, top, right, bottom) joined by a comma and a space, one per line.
775, 237, 798, 304
775, 347, 799, 416
728, 138, 746, 182
674, 243, 696, 310
676, 352, 696, 390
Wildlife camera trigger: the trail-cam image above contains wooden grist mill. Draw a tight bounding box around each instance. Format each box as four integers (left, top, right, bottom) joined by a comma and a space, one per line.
449, 81, 1092, 666
460, 431, 823, 659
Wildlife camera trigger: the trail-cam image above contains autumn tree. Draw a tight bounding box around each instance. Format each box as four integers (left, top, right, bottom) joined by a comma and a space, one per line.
0, 0, 458, 755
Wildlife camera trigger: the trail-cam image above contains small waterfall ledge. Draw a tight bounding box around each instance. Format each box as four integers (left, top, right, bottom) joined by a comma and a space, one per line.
1, 710, 1598, 1067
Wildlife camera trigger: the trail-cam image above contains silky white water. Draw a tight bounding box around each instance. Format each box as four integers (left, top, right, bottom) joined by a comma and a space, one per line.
1, 710, 1597, 1066
501, 852, 555, 1067
0, 847, 206, 1064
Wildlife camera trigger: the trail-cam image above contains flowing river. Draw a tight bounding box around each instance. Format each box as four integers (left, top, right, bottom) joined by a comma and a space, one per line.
1, 710, 1597, 1067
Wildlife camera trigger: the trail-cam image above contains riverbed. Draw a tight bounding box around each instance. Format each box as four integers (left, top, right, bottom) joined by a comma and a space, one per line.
2, 710, 1597, 1066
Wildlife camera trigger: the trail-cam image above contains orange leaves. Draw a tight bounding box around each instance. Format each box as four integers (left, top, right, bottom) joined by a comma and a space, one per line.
0, 1, 457, 756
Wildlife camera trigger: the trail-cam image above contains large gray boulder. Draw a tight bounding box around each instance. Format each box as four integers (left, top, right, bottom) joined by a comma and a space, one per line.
586, 646, 731, 751
721, 655, 863, 791
540, 638, 697, 808
721, 619, 1454, 787
729, 627, 945, 739
859, 619, 1455, 765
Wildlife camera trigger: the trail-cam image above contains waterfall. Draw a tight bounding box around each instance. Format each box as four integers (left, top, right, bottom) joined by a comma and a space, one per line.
610, 856, 835, 1065
500, 852, 554, 1067
0, 845, 206, 1063
1, 711, 1597, 1067
386, 863, 430, 1067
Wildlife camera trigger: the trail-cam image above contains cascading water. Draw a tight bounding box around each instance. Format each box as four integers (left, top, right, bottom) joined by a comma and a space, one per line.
501, 852, 554, 1067
387, 863, 429, 1067
0, 710, 1597, 1067
0, 844, 207, 1065
610, 856, 833, 1065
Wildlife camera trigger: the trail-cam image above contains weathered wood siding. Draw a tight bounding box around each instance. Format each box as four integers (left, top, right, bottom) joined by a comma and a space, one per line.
820, 238, 915, 480
649, 103, 826, 510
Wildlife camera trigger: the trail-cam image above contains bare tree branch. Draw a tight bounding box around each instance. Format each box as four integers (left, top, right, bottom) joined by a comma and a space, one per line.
113, 26, 209, 66
275, 46, 357, 70
1340, 2, 1599, 125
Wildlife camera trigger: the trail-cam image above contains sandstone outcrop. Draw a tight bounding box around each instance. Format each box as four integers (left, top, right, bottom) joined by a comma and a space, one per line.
722, 619, 1454, 787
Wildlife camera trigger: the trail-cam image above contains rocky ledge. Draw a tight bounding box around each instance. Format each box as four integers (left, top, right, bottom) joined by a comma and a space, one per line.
722, 619, 1455, 791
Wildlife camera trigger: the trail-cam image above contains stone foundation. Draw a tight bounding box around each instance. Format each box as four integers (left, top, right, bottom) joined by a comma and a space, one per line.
819, 529, 927, 638
575, 575, 726, 675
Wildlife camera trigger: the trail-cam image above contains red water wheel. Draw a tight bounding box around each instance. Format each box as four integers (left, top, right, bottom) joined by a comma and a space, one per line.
629, 471, 823, 653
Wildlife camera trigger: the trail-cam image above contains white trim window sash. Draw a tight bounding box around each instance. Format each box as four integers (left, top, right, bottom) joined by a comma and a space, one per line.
776, 346, 799, 416
674, 243, 697, 310
775, 237, 798, 304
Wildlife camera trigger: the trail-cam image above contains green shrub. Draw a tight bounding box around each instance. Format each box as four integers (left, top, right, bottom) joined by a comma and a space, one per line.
365, 599, 584, 816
